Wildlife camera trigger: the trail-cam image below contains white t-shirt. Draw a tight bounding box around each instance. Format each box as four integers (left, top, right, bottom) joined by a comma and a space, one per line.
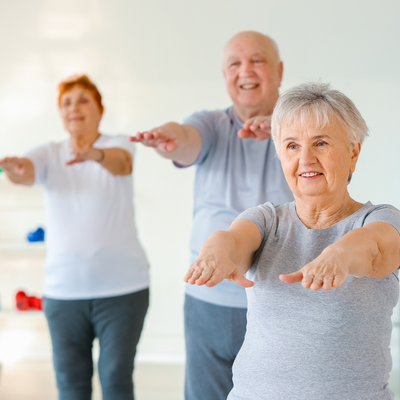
26, 134, 149, 300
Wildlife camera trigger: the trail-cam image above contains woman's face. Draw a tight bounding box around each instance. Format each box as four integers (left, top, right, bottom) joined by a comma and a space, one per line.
279, 115, 360, 201
59, 85, 102, 135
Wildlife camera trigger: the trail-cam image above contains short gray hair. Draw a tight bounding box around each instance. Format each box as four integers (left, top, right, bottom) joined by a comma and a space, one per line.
271, 82, 369, 155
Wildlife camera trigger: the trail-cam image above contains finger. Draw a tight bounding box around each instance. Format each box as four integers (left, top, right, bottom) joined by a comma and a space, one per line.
233, 274, 254, 288
161, 141, 177, 152
183, 267, 196, 282
310, 276, 324, 291
186, 268, 204, 284
301, 273, 314, 289
322, 276, 334, 291
205, 270, 227, 287
259, 123, 271, 132
279, 271, 303, 284
253, 130, 272, 141
195, 267, 215, 285
143, 132, 156, 141
332, 274, 346, 289
250, 124, 261, 132
238, 129, 255, 139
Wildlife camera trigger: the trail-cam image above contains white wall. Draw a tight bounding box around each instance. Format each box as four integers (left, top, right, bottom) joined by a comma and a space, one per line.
0, 0, 399, 361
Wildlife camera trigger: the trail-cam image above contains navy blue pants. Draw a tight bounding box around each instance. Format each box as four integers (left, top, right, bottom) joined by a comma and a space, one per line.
43, 289, 149, 400
184, 294, 247, 400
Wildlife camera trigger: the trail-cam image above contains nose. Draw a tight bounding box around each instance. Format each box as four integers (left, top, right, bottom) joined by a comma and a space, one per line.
238, 60, 254, 77
299, 146, 317, 167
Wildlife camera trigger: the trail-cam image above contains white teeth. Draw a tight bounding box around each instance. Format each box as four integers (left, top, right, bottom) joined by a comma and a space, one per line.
240, 84, 258, 89
301, 172, 320, 177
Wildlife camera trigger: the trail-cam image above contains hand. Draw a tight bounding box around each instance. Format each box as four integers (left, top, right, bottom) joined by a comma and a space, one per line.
130, 127, 177, 152
238, 116, 272, 141
184, 255, 254, 288
279, 247, 349, 291
0, 157, 26, 175
66, 148, 103, 165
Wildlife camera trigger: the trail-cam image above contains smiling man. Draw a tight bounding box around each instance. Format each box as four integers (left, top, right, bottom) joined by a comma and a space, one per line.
131, 31, 294, 400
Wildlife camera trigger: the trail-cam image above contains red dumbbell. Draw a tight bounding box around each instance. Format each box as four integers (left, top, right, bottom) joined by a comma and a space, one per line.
15, 291, 42, 311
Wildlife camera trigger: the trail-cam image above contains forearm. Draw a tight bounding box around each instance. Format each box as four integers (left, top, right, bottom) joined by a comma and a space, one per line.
155, 122, 201, 166
199, 230, 252, 276
326, 224, 400, 279
97, 148, 132, 176
326, 228, 378, 278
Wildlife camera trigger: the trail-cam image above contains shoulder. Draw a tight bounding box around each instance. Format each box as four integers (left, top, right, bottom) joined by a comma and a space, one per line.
357, 202, 400, 220
237, 202, 281, 227
356, 202, 400, 229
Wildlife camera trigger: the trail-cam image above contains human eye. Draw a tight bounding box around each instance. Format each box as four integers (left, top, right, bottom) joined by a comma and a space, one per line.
79, 97, 89, 104
316, 141, 327, 147
253, 58, 265, 64
287, 143, 298, 150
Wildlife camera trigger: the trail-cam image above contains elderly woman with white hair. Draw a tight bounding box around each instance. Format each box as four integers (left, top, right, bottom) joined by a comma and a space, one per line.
184, 82, 400, 400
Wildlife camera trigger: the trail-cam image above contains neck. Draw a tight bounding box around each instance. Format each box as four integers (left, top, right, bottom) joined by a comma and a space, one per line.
294, 190, 363, 229
233, 94, 279, 122
69, 129, 100, 149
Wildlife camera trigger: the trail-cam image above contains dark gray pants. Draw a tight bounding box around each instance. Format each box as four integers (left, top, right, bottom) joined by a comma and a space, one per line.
43, 289, 149, 400
184, 294, 247, 400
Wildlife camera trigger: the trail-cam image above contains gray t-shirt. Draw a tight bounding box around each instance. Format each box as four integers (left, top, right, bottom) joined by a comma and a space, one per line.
229, 201, 400, 400
178, 107, 294, 308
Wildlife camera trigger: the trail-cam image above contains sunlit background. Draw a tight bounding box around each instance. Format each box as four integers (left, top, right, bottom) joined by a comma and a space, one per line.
0, 0, 399, 398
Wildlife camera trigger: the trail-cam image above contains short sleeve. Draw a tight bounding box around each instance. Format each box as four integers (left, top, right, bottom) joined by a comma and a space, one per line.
236, 203, 275, 252
96, 134, 135, 159
362, 204, 400, 236
24, 143, 50, 186
178, 110, 216, 167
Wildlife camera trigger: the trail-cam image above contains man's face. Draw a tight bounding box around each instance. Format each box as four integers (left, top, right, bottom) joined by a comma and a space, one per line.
223, 35, 283, 113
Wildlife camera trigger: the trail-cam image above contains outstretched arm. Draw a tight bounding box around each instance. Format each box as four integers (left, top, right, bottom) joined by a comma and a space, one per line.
0, 157, 35, 185
66, 147, 132, 176
184, 219, 262, 288
280, 222, 400, 291
130, 122, 202, 166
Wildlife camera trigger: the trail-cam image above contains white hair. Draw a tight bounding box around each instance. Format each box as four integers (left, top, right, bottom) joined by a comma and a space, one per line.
271, 82, 369, 155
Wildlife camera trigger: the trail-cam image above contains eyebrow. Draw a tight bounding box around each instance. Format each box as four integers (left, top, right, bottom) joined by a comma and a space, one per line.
226, 52, 267, 63
283, 135, 331, 142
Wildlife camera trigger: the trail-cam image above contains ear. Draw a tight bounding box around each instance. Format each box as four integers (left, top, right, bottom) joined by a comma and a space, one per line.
278, 62, 284, 86
350, 142, 361, 173
222, 68, 226, 79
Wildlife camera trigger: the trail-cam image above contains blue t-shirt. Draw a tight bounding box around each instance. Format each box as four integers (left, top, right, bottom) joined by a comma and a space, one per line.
178, 107, 294, 308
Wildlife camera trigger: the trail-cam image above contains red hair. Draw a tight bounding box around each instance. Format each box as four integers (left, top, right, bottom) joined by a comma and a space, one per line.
58, 74, 104, 114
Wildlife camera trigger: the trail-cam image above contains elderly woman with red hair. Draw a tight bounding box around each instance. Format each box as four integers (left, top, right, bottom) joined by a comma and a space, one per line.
0, 75, 149, 400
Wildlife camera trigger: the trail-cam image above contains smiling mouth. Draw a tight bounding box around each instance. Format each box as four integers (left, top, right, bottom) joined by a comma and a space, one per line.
239, 84, 259, 90
300, 172, 323, 177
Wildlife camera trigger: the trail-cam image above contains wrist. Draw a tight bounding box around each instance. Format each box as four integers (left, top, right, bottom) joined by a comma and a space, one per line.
95, 149, 105, 163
